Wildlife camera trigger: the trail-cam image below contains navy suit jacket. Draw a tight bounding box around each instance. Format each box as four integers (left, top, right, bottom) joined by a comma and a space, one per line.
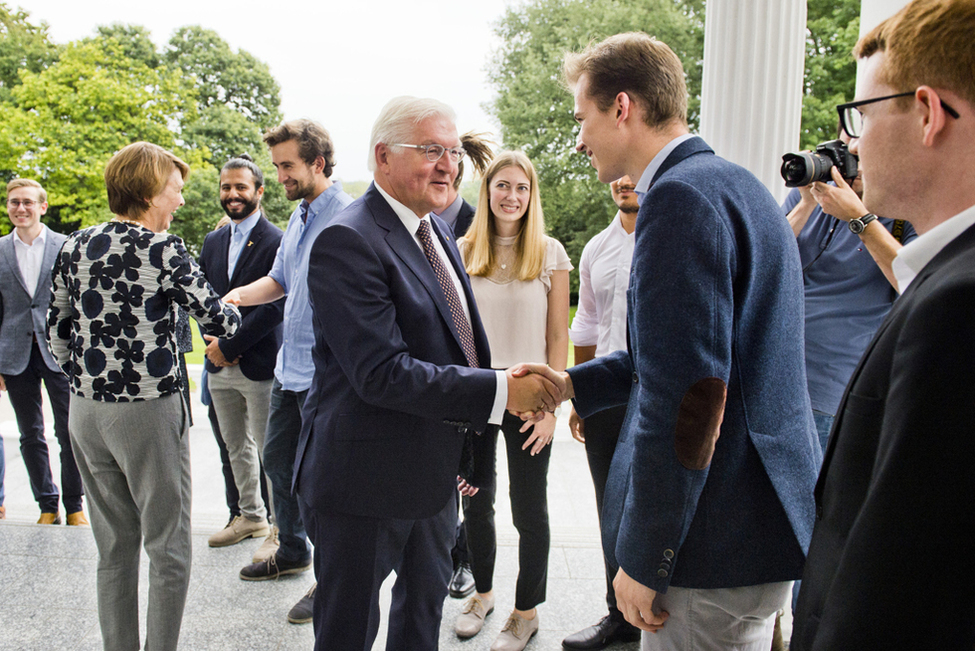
453, 199, 475, 239
792, 223, 975, 650
294, 184, 498, 521
568, 137, 820, 593
198, 214, 284, 381
0, 228, 66, 375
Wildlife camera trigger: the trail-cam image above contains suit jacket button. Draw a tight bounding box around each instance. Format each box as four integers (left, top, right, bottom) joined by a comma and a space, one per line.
657, 569, 668, 578
663, 549, 674, 559
816, 505, 823, 519
632, 373, 639, 384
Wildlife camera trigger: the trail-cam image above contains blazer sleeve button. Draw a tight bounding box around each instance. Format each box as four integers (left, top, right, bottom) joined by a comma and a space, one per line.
657, 569, 668, 578
632, 373, 639, 384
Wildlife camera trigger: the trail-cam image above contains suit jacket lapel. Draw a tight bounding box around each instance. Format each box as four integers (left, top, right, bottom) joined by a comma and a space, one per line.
0, 234, 32, 296
229, 216, 266, 287
34, 233, 62, 300
366, 187, 469, 356
208, 225, 232, 295
818, 222, 975, 491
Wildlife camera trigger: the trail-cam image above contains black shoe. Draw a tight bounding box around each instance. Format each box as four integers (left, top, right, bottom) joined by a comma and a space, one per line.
239, 552, 312, 581
562, 615, 642, 650
448, 562, 475, 598
287, 583, 316, 624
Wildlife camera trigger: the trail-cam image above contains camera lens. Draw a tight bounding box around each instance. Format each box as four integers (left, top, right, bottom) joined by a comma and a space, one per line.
780, 152, 834, 187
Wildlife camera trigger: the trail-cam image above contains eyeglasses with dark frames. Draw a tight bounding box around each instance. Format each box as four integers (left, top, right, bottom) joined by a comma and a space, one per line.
837, 90, 960, 139
391, 143, 466, 163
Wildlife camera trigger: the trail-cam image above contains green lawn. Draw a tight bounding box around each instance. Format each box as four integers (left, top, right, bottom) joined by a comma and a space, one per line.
185, 321, 206, 366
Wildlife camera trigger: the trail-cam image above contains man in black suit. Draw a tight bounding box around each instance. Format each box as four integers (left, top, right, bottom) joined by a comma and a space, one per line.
293, 96, 563, 650
198, 155, 284, 550
792, 1, 975, 648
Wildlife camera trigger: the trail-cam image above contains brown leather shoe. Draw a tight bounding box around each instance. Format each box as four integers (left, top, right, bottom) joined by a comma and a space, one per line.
66, 511, 90, 526
0, 505, 6, 519
37, 512, 62, 525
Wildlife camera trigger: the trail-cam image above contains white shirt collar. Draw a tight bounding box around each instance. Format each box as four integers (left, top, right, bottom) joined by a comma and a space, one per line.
893, 203, 975, 291
634, 133, 697, 199
231, 210, 261, 238
375, 182, 427, 237
13, 224, 47, 248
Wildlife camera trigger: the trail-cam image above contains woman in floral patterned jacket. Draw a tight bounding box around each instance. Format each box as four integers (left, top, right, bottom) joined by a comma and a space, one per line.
48, 141, 240, 651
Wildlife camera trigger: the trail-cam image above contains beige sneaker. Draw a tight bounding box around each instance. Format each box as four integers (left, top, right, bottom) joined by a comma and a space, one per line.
252, 525, 280, 562
455, 593, 495, 639
491, 611, 539, 651
208, 515, 269, 547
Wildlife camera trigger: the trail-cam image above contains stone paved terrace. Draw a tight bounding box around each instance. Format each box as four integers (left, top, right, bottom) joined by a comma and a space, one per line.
1, 365, 653, 650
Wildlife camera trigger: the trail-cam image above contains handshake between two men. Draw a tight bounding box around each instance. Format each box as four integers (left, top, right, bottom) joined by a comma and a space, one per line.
504, 363, 573, 419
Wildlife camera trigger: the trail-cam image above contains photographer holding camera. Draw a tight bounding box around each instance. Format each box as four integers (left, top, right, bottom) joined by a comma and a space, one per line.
782, 131, 916, 452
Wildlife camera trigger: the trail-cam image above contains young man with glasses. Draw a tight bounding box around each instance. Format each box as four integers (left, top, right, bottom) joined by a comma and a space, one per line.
792, 0, 975, 648
0, 179, 86, 525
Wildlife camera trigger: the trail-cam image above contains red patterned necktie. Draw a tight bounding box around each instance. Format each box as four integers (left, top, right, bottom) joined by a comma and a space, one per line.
416, 219, 479, 368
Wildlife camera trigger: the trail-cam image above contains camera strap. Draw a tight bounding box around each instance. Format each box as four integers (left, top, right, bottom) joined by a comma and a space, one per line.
891, 219, 906, 243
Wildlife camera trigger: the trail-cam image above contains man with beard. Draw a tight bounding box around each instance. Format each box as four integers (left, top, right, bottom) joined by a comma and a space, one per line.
562, 175, 642, 650
198, 154, 283, 553
225, 121, 354, 624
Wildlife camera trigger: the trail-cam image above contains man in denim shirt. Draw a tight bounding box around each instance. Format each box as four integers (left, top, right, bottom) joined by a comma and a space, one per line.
225, 120, 353, 624
782, 135, 916, 450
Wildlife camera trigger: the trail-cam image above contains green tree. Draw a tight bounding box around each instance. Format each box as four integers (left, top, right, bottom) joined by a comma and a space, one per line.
165, 26, 282, 132
0, 38, 196, 231
0, 3, 59, 103
160, 26, 292, 244
487, 0, 705, 293
800, 0, 861, 149
92, 23, 161, 68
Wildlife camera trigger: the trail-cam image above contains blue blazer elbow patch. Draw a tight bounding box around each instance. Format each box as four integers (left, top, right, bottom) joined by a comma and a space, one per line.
674, 377, 727, 470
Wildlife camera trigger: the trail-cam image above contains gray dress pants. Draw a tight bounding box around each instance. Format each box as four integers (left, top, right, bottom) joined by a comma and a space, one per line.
69, 392, 191, 651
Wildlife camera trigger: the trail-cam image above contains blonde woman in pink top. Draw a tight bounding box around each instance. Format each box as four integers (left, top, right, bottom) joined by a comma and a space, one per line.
455, 151, 571, 650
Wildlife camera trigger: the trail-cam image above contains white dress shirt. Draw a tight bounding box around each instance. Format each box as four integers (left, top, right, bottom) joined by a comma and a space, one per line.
892, 203, 975, 292
569, 212, 634, 357
13, 225, 48, 298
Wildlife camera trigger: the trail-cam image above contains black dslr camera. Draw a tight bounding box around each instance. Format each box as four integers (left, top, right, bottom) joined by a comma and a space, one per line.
780, 140, 858, 187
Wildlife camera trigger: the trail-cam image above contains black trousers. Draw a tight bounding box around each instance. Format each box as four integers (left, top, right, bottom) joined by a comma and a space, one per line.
464, 411, 551, 610
2, 341, 83, 513
582, 404, 628, 619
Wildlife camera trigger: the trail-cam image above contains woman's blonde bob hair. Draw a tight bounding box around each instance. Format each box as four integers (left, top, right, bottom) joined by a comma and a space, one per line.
463, 150, 546, 281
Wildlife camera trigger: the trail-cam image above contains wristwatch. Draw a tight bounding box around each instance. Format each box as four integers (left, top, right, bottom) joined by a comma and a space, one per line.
849, 213, 878, 234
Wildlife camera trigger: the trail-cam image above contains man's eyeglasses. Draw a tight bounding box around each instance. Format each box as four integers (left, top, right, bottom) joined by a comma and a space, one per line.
7, 199, 38, 209
837, 90, 960, 139
391, 143, 466, 163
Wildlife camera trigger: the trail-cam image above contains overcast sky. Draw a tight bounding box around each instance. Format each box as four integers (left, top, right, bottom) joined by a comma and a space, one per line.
13, 0, 515, 182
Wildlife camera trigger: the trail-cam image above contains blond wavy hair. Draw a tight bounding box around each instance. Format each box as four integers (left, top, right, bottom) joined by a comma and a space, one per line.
463, 151, 545, 281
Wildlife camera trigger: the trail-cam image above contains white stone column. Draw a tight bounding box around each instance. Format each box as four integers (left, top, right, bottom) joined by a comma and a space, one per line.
857, 0, 911, 93
699, 0, 806, 203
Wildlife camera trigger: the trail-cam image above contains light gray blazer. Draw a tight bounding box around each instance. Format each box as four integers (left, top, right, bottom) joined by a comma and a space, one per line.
0, 228, 66, 375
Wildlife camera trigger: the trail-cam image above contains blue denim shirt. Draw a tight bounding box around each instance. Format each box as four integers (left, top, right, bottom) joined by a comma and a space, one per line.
268, 182, 353, 391
783, 187, 916, 414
